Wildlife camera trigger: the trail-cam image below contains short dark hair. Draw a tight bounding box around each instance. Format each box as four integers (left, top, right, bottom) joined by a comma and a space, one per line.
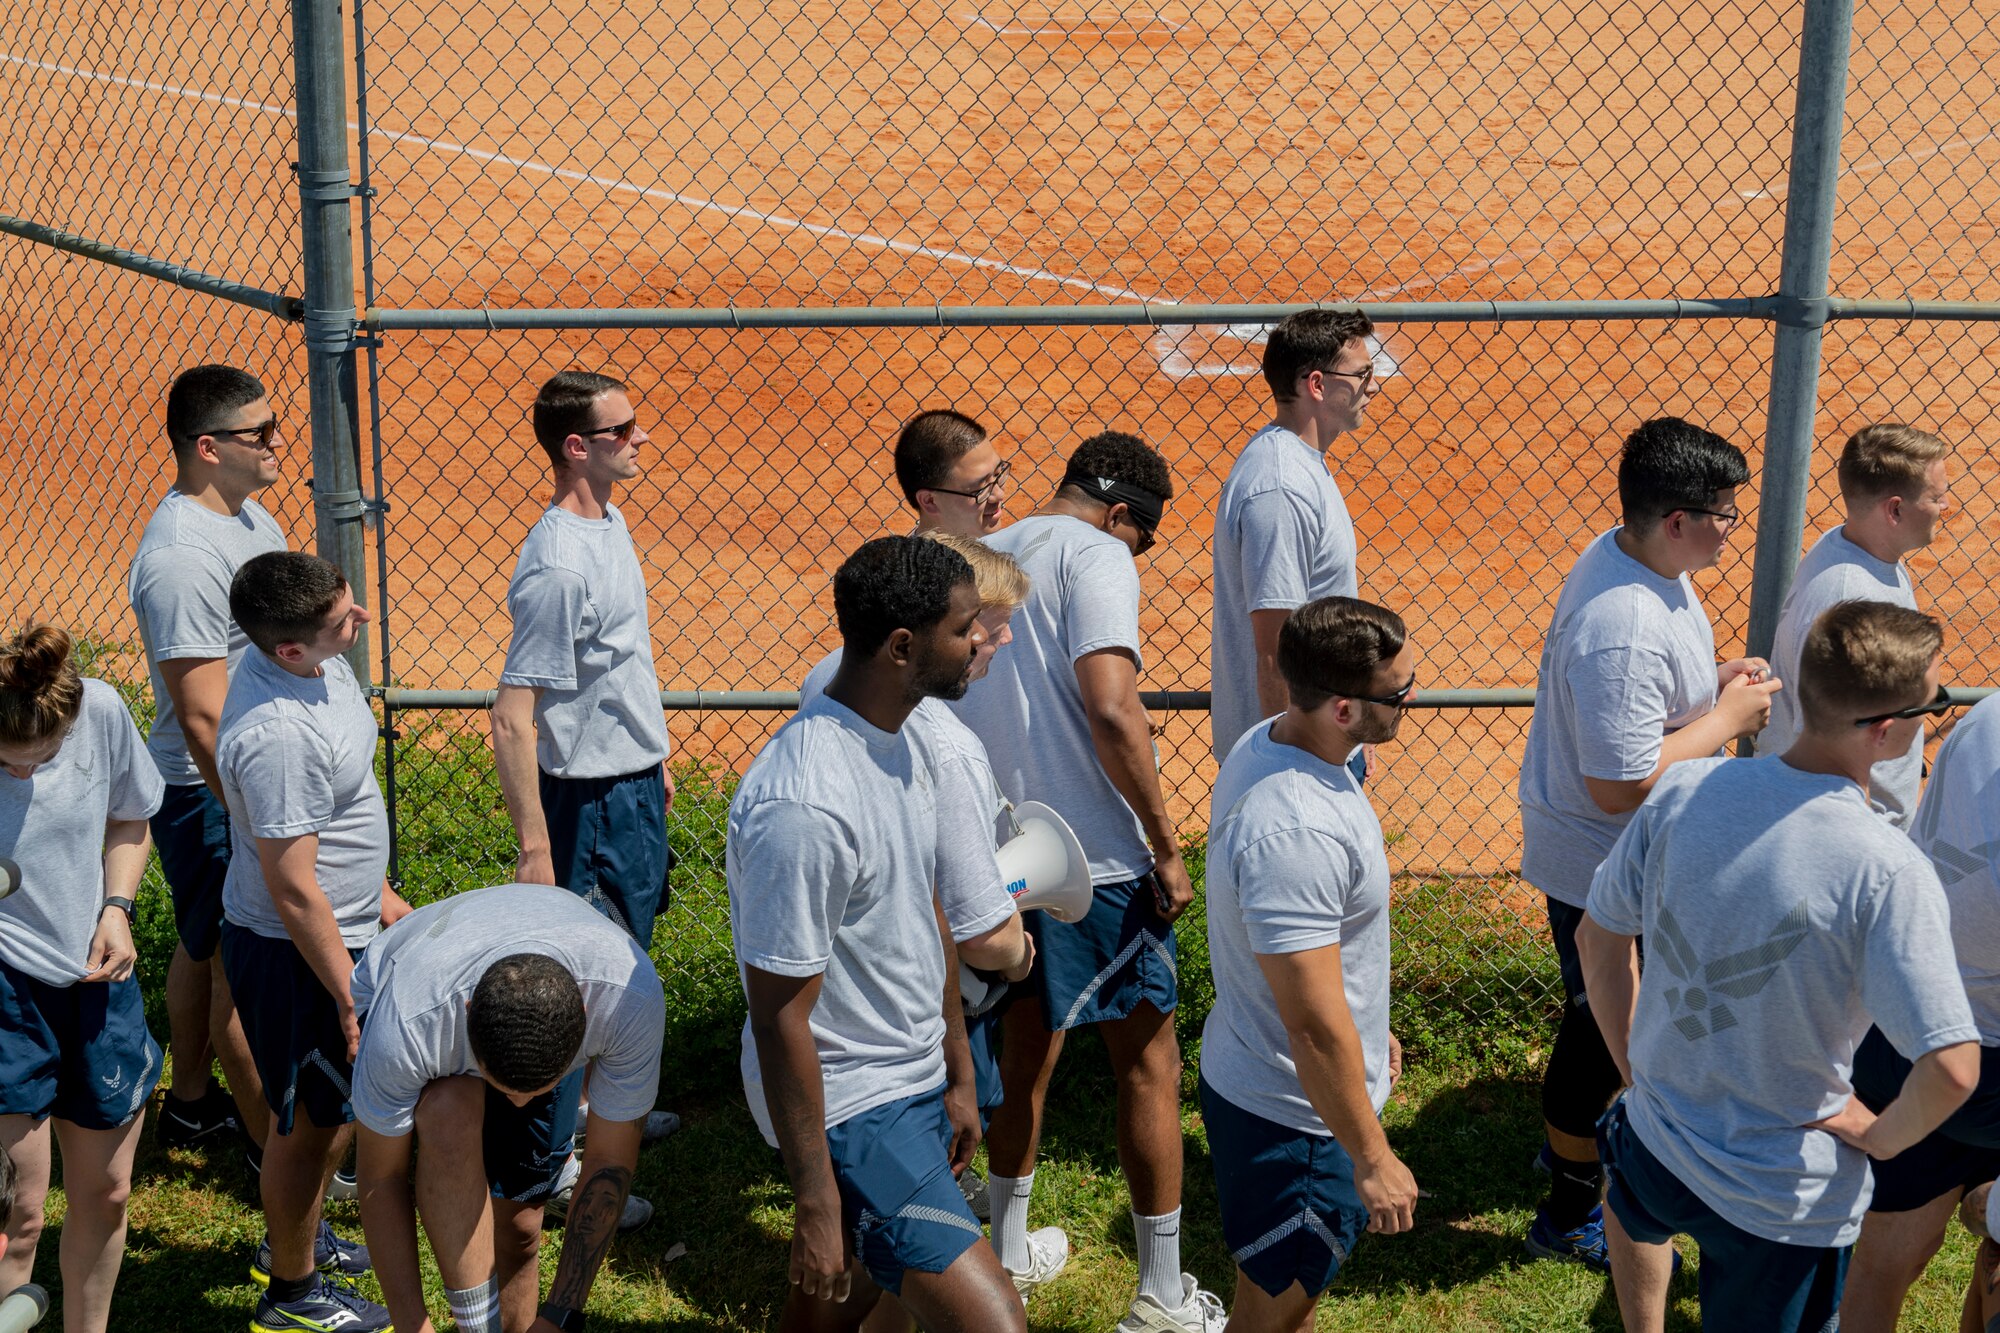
1279, 597, 1408, 711
833, 535, 975, 659
166, 364, 266, 459
467, 954, 587, 1094
1262, 309, 1375, 404
1797, 600, 1943, 732
1617, 417, 1750, 533
531, 370, 626, 473
1056, 430, 1174, 505
894, 410, 988, 508
230, 551, 348, 656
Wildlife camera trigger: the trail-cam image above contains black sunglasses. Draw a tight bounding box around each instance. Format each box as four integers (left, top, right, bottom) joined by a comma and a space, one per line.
578, 418, 638, 444
1346, 674, 1418, 709
204, 417, 278, 449
1855, 684, 1955, 726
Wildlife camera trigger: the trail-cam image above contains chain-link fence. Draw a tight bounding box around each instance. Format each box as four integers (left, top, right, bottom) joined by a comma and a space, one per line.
3, 0, 1996, 1061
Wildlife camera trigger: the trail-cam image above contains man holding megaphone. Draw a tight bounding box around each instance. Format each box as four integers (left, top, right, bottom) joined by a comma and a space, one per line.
955, 431, 1224, 1330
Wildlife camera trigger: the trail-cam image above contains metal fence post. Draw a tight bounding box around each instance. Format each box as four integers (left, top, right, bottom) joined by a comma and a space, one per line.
1746, 0, 1855, 663
293, 0, 373, 681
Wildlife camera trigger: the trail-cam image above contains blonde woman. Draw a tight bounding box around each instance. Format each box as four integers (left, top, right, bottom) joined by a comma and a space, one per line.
0, 625, 165, 1332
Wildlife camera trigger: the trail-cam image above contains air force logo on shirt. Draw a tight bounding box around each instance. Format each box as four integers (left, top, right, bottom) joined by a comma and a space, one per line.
1651, 900, 1812, 1042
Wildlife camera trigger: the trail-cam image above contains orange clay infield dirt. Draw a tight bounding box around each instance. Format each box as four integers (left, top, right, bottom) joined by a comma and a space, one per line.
4, 0, 1999, 912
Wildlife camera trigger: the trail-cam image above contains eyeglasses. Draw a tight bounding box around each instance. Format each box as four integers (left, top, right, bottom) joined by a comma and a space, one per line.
1131, 512, 1159, 557
204, 418, 278, 449
1855, 684, 1955, 727
578, 418, 638, 444
1677, 506, 1742, 530
1346, 674, 1417, 709
926, 458, 1012, 507
1317, 364, 1376, 392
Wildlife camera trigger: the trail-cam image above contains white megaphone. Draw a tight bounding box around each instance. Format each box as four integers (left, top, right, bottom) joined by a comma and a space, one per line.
0, 1284, 49, 1333
960, 801, 1094, 1015
994, 802, 1093, 924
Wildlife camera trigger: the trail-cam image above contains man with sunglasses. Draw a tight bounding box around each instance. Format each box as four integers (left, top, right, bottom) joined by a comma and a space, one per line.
1200, 597, 1421, 1330
128, 363, 286, 1165
1516, 416, 1782, 1271
1757, 423, 1952, 829
1844, 677, 2000, 1333
1211, 309, 1382, 778
956, 432, 1224, 1331
894, 409, 1011, 537
490, 370, 678, 1229
1577, 600, 1978, 1333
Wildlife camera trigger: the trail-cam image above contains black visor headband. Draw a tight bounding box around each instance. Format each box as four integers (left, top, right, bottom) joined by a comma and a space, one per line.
1061, 470, 1165, 530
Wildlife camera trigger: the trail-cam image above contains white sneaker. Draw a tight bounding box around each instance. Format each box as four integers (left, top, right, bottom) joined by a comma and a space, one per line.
1004, 1226, 1069, 1297
1116, 1274, 1227, 1332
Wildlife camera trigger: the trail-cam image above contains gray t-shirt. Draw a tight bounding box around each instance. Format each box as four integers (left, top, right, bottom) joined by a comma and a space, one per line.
1519, 528, 1719, 907
1209, 426, 1358, 761
500, 504, 672, 780
1200, 719, 1391, 1134
1588, 754, 1978, 1246
1910, 694, 2000, 1044
217, 650, 389, 947
0, 680, 165, 985
349, 883, 666, 1135
730, 694, 946, 1141
1757, 526, 1922, 824
127, 492, 287, 785
953, 515, 1152, 883
800, 649, 1017, 944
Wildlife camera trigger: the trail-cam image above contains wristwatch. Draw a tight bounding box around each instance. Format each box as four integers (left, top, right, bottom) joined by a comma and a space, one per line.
538, 1303, 586, 1333
100, 896, 136, 923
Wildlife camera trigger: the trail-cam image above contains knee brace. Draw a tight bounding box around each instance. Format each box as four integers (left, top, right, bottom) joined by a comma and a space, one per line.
1541, 1001, 1625, 1140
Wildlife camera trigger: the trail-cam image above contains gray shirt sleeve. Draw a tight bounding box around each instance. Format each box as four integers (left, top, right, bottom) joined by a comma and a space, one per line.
1233, 488, 1319, 614
1567, 645, 1675, 782
1585, 800, 1653, 936
578, 977, 667, 1124
230, 718, 338, 839
1235, 826, 1353, 955
351, 991, 438, 1136
501, 567, 590, 690
1063, 541, 1143, 665
105, 695, 166, 821
134, 549, 235, 661
1862, 858, 1982, 1062
731, 798, 855, 977
931, 746, 1017, 942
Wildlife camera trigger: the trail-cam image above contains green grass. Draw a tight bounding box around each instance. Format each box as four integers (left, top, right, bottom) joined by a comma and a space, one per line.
23, 705, 1988, 1329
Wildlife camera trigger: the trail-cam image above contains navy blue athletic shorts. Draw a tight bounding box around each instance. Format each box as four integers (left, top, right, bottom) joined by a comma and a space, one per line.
1852, 1026, 2000, 1212
484, 1071, 581, 1204
1200, 1074, 1368, 1298
1028, 871, 1177, 1032
151, 781, 232, 962
825, 1087, 983, 1295
538, 765, 672, 948
1601, 1099, 1848, 1333
0, 957, 161, 1128
221, 923, 359, 1135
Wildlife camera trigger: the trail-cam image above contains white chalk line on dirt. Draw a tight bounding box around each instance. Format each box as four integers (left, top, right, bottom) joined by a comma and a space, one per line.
2, 48, 1267, 376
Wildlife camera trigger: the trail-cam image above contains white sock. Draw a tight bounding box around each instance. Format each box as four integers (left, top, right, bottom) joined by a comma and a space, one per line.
445, 1274, 501, 1332
1133, 1207, 1184, 1308
989, 1171, 1036, 1271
